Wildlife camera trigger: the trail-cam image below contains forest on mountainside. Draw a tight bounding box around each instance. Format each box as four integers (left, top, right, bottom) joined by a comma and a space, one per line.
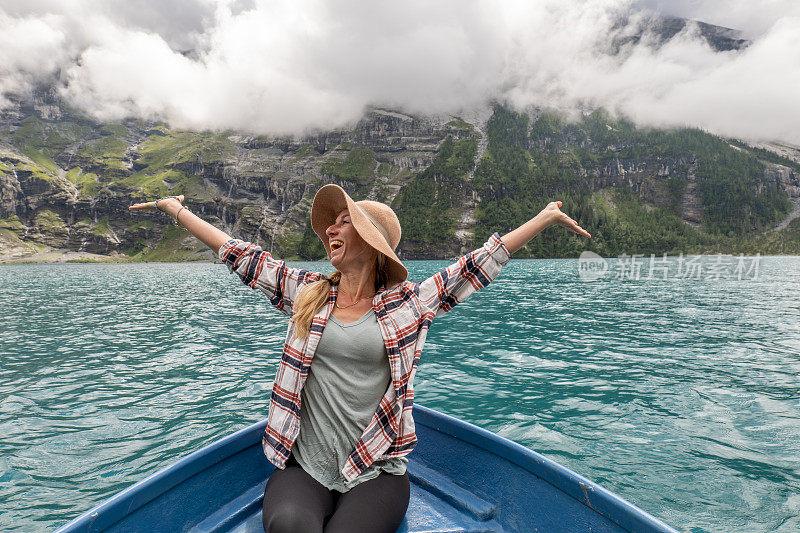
395, 106, 797, 258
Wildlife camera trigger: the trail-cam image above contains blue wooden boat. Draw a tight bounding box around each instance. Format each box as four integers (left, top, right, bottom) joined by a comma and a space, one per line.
58, 405, 676, 532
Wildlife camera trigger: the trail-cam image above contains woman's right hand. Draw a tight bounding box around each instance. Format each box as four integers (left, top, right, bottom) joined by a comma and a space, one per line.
129, 194, 232, 254
129, 195, 185, 215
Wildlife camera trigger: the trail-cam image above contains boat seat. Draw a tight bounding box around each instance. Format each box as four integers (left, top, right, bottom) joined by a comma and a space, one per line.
189, 461, 502, 533
399, 461, 502, 532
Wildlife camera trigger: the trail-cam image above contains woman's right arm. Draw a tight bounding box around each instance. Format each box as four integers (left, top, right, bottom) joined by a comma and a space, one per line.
218, 240, 322, 315
147, 196, 231, 252
129, 196, 321, 315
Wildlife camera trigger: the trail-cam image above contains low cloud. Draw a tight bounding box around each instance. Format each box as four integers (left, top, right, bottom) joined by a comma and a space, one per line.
1, 0, 798, 144
635, 0, 800, 39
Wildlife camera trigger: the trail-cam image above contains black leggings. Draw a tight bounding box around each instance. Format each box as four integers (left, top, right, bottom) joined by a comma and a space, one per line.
261, 455, 410, 533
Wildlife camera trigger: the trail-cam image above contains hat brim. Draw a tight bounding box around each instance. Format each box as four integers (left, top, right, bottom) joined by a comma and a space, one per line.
311, 184, 408, 288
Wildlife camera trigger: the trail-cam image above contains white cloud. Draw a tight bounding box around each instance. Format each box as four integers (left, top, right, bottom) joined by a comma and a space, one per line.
0, 0, 798, 144
0, 12, 68, 106
635, 0, 800, 38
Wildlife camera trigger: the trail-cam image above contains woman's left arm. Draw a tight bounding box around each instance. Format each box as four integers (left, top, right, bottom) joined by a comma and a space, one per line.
415, 200, 590, 317
500, 200, 590, 254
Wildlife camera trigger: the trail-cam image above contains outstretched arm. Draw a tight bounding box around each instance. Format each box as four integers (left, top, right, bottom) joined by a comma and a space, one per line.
416, 200, 591, 317
129, 195, 230, 252
500, 200, 591, 254
129, 195, 321, 316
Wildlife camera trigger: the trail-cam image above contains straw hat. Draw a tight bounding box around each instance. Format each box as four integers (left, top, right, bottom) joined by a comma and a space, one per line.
311, 184, 408, 288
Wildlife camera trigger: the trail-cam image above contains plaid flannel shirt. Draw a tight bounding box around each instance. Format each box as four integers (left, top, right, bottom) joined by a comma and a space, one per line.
219, 231, 511, 481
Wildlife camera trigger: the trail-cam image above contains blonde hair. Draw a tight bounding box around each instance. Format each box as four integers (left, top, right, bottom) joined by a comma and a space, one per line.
291, 253, 390, 340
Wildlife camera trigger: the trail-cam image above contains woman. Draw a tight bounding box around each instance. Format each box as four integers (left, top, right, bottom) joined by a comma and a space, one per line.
130, 184, 590, 532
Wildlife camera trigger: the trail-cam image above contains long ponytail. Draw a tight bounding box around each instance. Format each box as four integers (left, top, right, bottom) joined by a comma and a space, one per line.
291, 253, 390, 340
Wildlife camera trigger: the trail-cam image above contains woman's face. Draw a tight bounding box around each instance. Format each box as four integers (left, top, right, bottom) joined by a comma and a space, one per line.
326, 209, 375, 271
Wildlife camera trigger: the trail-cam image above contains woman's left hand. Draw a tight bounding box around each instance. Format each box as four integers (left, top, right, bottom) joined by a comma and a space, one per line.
539, 201, 591, 238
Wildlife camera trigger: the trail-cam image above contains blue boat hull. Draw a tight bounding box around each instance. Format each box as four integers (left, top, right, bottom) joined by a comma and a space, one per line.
58, 405, 676, 532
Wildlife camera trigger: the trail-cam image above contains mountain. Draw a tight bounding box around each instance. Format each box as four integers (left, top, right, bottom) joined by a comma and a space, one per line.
613, 16, 750, 53
1, 89, 799, 262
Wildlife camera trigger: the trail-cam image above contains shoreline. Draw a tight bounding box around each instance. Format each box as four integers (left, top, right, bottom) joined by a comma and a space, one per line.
0, 249, 130, 264
2, 250, 798, 264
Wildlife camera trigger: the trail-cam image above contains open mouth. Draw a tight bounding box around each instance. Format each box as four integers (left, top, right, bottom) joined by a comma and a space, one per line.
330, 240, 344, 251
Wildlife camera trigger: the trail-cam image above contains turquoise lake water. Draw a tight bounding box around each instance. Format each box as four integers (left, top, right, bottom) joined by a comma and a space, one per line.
1, 256, 799, 532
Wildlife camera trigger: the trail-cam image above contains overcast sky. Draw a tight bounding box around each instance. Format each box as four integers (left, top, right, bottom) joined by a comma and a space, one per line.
1, 0, 798, 144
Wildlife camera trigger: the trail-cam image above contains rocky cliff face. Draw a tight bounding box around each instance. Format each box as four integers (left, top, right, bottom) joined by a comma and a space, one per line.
1, 88, 799, 262
0, 90, 477, 261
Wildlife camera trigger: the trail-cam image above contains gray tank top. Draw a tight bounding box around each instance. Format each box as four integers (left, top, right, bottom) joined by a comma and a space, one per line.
293, 308, 407, 492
